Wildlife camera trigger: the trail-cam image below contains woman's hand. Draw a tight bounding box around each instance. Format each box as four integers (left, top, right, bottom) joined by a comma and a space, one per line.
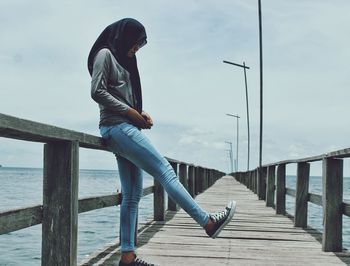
126, 108, 151, 129
141, 111, 153, 128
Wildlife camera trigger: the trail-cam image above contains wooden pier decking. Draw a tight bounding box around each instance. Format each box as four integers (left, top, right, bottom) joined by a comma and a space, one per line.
80, 176, 350, 266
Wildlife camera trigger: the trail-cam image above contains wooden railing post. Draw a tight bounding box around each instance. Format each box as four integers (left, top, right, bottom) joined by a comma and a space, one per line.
42, 140, 79, 266
244, 172, 247, 187
266, 165, 276, 207
294, 162, 310, 228
153, 179, 165, 221
254, 169, 258, 194
198, 167, 204, 194
249, 171, 254, 191
203, 168, 208, 191
168, 162, 179, 211
237, 172, 241, 183
276, 164, 286, 215
322, 158, 343, 252
209, 169, 213, 187
188, 166, 195, 197
258, 167, 267, 200
195, 167, 200, 195
206, 169, 211, 189
179, 163, 188, 191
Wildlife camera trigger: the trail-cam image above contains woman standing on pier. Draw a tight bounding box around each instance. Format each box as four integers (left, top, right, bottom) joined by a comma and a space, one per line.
88, 18, 236, 266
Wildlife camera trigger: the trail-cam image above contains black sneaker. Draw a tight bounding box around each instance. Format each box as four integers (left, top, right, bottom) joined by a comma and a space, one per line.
206, 200, 236, 238
119, 256, 159, 266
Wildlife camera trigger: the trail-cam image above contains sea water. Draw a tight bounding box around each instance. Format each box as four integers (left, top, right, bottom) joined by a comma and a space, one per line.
0, 168, 349, 265
0, 167, 154, 266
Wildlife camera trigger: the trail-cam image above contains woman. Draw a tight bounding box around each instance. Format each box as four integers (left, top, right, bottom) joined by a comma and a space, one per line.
88, 18, 236, 266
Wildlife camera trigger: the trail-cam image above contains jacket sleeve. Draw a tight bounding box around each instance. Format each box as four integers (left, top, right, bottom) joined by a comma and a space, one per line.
90, 49, 130, 114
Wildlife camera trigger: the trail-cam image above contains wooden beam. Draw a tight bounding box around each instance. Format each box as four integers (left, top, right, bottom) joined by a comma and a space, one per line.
188, 166, 195, 197
78, 194, 122, 213
0, 205, 42, 235
153, 180, 165, 221
343, 202, 350, 217
276, 164, 286, 215
286, 188, 296, 197
266, 165, 276, 207
179, 163, 188, 191
258, 167, 267, 200
322, 158, 343, 252
294, 162, 310, 228
168, 162, 179, 211
41, 140, 79, 266
142, 186, 154, 197
308, 193, 322, 207
0, 113, 104, 150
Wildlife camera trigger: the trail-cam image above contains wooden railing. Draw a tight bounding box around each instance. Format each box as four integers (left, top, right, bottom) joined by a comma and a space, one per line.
233, 148, 350, 252
0, 113, 225, 266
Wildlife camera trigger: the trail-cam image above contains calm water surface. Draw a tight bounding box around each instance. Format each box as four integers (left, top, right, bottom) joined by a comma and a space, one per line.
0, 168, 349, 265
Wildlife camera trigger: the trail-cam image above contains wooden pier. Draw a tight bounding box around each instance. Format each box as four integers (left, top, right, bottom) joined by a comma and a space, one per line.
80, 175, 350, 266
1, 113, 350, 265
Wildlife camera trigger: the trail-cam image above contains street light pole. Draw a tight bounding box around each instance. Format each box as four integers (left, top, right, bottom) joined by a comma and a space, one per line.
258, 0, 264, 198
243, 62, 250, 170
226, 114, 240, 172
223, 60, 250, 170
225, 141, 234, 173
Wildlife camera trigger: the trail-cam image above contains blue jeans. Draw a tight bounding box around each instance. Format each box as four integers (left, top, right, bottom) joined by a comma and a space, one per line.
100, 122, 209, 252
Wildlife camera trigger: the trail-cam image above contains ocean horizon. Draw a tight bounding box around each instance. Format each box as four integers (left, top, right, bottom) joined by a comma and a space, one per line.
0, 167, 349, 265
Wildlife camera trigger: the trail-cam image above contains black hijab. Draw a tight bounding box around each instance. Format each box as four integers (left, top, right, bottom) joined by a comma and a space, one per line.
88, 18, 147, 113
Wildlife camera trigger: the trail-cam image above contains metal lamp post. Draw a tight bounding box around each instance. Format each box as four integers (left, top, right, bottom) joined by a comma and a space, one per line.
225, 141, 234, 173
223, 60, 251, 170
258, 0, 264, 199
226, 114, 240, 172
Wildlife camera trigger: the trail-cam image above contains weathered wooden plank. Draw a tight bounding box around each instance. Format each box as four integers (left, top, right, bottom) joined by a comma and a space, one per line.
266, 165, 276, 207
258, 167, 267, 200
188, 166, 195, 197
179, 163, 188, 191
261, 147, 350, 168
142, 186, 154, 197
343, 202, 350, 217
0, 205, 42, 235
42, 140, 79, 266
81, 176, 350, 266
0, 113, 105, 150
294, 162, 310, 228
168, 162, 179, 211
153, 179, 165, 221
326, 147, 350, 159
0, 191, 137, 234
286, 188, 296, 197
201, 168, 207, 192
276, 164, 286, 215
253, 170, 258, 194
308, 193, 322, 207
0, 114, 200, 168
195, 167, 203, 195
322, 158, 343, 252
78, 194, 122, 213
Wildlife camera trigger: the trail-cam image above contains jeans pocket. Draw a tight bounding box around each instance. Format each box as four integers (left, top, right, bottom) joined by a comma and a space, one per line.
100, 126, 112, 140
120, 123, 139, 138
106, 125, 126, 155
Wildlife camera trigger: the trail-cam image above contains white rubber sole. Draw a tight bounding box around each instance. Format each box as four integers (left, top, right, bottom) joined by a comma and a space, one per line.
211, 200, 237, 239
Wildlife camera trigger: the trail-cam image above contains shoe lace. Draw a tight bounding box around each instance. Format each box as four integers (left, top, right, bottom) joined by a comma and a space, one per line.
210, 207, 229, 222
134, 257, 153, 266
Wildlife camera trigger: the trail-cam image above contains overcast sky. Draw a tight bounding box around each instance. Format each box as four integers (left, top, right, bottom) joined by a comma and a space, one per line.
1, 0, 349, 175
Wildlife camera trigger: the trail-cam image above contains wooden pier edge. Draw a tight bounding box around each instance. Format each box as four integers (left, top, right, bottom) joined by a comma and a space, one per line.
233, 152, 350, 253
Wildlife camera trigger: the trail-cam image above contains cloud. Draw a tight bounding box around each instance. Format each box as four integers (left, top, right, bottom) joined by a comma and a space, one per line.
1, 0, 350, 173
